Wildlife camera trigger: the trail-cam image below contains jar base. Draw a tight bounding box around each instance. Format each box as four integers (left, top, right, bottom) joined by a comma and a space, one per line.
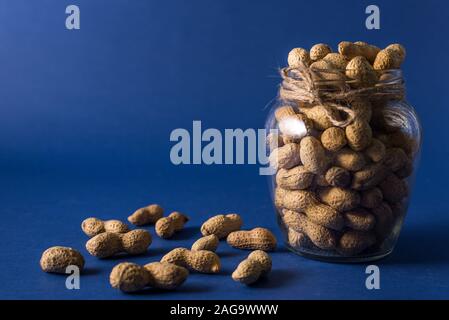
285, 244, 394, 263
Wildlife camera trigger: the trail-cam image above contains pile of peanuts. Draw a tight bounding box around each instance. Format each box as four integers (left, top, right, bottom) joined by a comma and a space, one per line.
40, 205, 277, 292
271, 41, 418, 257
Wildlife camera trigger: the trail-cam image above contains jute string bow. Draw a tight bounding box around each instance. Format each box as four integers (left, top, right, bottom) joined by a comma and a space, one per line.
278, 62, 405, 127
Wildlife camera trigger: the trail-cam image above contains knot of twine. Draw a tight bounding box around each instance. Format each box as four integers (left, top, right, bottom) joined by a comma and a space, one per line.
279, 61, 405, 127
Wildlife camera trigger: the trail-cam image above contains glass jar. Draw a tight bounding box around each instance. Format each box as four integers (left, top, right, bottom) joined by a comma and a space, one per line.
267, 67, 421, 262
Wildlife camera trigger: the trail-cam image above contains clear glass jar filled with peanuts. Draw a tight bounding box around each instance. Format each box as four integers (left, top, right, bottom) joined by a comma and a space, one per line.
267, 42, 421, 262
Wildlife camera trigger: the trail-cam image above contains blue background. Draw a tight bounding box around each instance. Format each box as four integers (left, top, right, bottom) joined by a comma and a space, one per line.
0, 0, 448, 299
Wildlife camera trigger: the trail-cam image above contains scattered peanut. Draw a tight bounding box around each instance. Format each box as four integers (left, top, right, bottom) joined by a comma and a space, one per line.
110, 262, 188, 292
227, 228, 277, 251
128, 204, 164, 226
161, 248, 221, 273
40, 246, 85, 274
201, 214, 243, 239
155, 211, 189, 239
191, 234, 219, 252
232, 250, 272, 285
81, 217, 129, 237
86, 229, 151, 258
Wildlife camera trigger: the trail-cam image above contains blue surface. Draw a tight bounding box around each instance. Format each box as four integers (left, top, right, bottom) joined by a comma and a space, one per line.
0, 0, 449, 300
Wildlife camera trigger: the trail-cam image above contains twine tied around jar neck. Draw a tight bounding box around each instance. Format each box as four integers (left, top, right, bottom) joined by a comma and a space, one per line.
278, 61, 406, 127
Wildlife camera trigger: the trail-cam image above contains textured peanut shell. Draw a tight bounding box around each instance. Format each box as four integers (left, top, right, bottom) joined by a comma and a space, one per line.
373, 48, 402, 70
86, 229, 151, 258
383, 148, 408, 172
371, 202, 395, 239
287, 47, 311, 67
345, 120, 373, 151
310, 60, 346, 83
351, 163, 388, 190
40, 246, 85, 274
310, 43, 332, 61
227, 228, 277, 251
144, 262, 189, 290
321, 127, 347, 152
191, 234, 219, 252
379, 173, 409, 203
109, 262, 188, 292
128, 204, 164, 226
322, 53, 349, 70
287, 228, 313, 249
161, 248, 221, 273
155, 211, 189, 239
346, 56, 378, 87
334, 148, 366, 172
269, 143, 301, 170
385, 44, 406, 60
360, 188, 383, 209
344, 209, 376, 231
276, 166, 314, 190
110, 262, 149, 292
275, 188, 344, 230
350, 99, 372, 122
300, 105, 343, 130
325, 166, 351, 188
338, 230, 376, 256
338, 41, 380, 63
300, 136, 329, 174
81, 217, 129, 237
232, 250, 272, 285
200, 214, 243, 239
282, 209, 337, 250
318, 187, 360, 211
364, 138, 386, 162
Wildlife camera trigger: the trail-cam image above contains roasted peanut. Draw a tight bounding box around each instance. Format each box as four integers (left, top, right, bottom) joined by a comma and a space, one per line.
110, 262, 189, 292
310, 43, 332, 61
161, 248, 221, 273
288, 47, 311, 67
300, 136, 330, 174
383, 147, 408, 172
227, 228, 277, 251
338, 230, 376, 256
321, 127, 347, 152
373, 48, 403, 70
338, 41, 380, 63
40, 246, 85, 274
325, 166, 351, 188
300, 105, 344, 130
86, 229, 151, 258
128, 204, 164, 226
318, 187, 360, 211
322, 53, 349, 70
275, 188, 344, 230
379, 173, 409, 203
276, 166, 314, 190
282, 209, 337, 250
346, 56, 378, 87
346, 120, 373, 151
232, 250, 272, 285
351, 163, 388, 190
364, 138, 386, 162
334, 148, 366, 171
200, 214, 243, 239
81, 217, 129, 237
155, 211, 189, 239
344, 209, 376, 231
269, 143, 301, 170
360, 188, 383, 209
191, 234, 219, 252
